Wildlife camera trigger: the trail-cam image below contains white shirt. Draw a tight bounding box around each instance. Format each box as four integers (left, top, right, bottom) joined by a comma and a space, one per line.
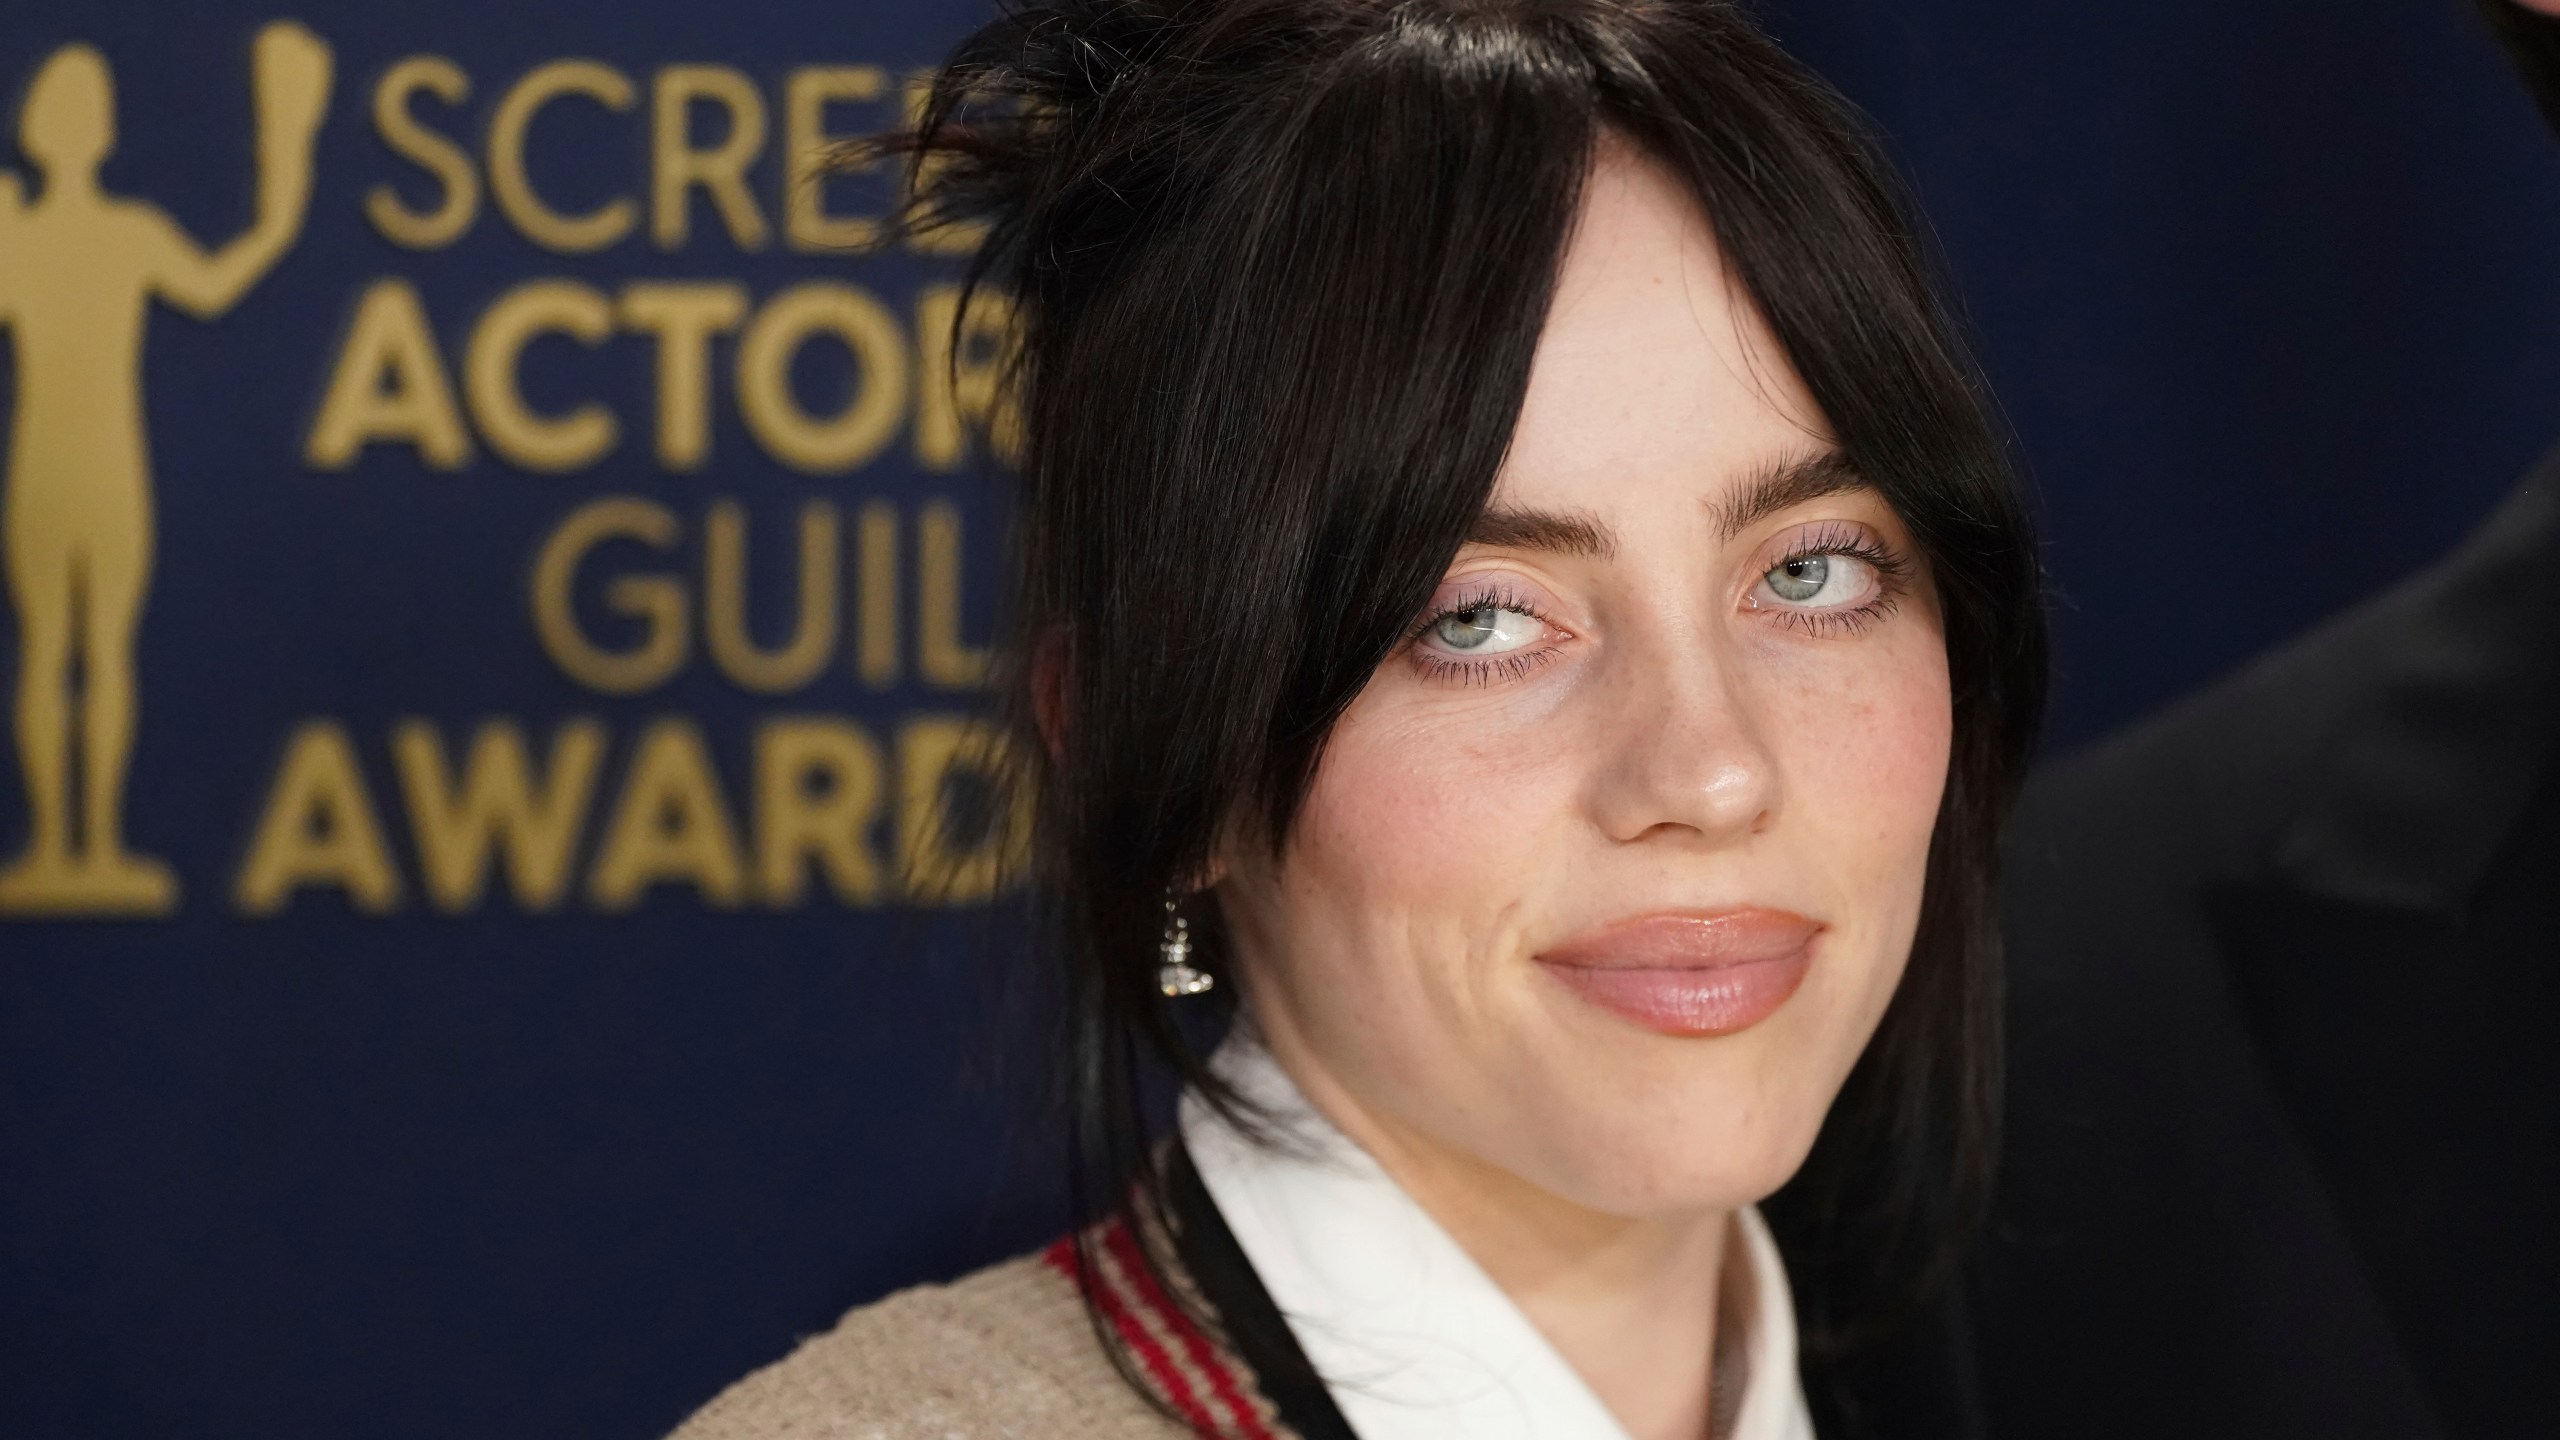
1179, 1040, 1818, 1440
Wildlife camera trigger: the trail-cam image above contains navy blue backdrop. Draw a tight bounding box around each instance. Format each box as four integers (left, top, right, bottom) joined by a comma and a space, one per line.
2, 3, 2553, 1436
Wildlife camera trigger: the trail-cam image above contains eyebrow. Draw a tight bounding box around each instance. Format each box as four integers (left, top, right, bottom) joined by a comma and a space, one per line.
1704, 449, 1868, 544
1462, 449, 1869, 559
1463, 503, 1619, 558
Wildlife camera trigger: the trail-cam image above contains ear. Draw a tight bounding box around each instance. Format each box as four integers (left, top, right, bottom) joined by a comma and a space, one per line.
1186, 809, 1241, 895
1029, 621, 1072, 763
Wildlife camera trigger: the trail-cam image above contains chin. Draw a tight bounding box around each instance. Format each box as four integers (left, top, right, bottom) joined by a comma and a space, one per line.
1481, 977, 1884, 1219
1412, 1023, 1842, 1221
1515, 1084, 1835, 1220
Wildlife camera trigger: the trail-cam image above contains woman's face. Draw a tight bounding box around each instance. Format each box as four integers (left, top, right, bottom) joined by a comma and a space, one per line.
1215, 140, 1952, 1219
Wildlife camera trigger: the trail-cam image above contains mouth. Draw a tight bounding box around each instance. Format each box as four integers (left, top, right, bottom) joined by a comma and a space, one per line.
1532, 908, 1819, 1037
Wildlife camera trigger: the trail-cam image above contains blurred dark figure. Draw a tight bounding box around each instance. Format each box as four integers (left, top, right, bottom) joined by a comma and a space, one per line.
1961, 4, 2560, 1435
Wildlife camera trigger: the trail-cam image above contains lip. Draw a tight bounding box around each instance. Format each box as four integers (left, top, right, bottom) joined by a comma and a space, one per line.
1533, 909, 1820, 1037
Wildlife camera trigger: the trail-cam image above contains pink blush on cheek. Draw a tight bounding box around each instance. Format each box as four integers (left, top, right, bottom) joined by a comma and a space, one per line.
1308, 703, 1578, 859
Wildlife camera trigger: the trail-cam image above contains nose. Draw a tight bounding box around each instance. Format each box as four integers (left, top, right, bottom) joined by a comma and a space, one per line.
1584, 636, 1780, 848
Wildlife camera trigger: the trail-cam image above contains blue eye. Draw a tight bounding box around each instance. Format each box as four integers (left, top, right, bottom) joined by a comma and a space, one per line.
1767, 555, 1829, 602
1429, 605, 1541, 654
1759, 552, 1873, 609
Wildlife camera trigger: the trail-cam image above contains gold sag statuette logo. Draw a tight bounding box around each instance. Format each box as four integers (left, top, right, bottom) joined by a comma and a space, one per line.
2, 24, 1026, 923
0, 22, 333, 917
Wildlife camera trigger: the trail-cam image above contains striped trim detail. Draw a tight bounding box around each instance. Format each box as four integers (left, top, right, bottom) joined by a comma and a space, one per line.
1045, 1222, 1279, 1440
1102, 1221, 1278, 1440
1043, 1232, 1221, 1433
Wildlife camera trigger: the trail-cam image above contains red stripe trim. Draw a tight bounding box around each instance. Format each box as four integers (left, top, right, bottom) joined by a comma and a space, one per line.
1046, 1226, 1225, 1435
1102, 1222, 1279, 1440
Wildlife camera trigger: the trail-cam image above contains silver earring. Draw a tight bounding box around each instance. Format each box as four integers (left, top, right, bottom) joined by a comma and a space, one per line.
1156, 895, 1213, 997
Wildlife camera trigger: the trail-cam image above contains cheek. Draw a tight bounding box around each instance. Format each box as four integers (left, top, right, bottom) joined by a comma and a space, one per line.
1288, 695, 1579, 917
1226, 683, 1583, 1077
1757, 621, 1952, 962
1799, 641, 1948, 832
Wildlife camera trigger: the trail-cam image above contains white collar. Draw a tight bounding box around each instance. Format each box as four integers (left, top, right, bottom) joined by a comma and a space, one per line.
1178, 1040, 1817, 1440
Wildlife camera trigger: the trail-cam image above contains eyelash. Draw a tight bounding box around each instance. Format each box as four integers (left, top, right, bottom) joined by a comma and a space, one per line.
1406, 584, 1566, 687
1758, 522, 1910, 639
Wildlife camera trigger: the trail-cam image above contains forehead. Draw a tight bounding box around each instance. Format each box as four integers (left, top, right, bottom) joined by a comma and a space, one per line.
1494, 137, 1828, 517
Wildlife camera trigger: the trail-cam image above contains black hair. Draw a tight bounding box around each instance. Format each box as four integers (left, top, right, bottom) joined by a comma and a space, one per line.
881, 0, 2046, 1428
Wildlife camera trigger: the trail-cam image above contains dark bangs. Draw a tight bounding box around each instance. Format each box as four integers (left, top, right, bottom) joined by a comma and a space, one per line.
888, 0, 2046, 1426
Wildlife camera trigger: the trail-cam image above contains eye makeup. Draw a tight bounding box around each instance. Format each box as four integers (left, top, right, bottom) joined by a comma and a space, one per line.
1399, 516, 1918, 689
1740, 519, 1911, 638
1405, 581, 1568, 687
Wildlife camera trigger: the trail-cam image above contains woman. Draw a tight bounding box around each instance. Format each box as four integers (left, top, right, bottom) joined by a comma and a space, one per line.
674, 0, 2043, 1435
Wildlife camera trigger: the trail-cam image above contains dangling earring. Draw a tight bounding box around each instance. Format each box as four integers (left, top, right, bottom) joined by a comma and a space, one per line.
1156, 893, 1213, 997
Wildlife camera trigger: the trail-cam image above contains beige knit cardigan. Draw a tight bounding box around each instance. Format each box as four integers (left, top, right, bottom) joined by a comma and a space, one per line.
668, 1219, 1303, 1440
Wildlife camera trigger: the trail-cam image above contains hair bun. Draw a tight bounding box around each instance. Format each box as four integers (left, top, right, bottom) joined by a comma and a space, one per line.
876, 0, 1213, 293
886, 0, 1395, 325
